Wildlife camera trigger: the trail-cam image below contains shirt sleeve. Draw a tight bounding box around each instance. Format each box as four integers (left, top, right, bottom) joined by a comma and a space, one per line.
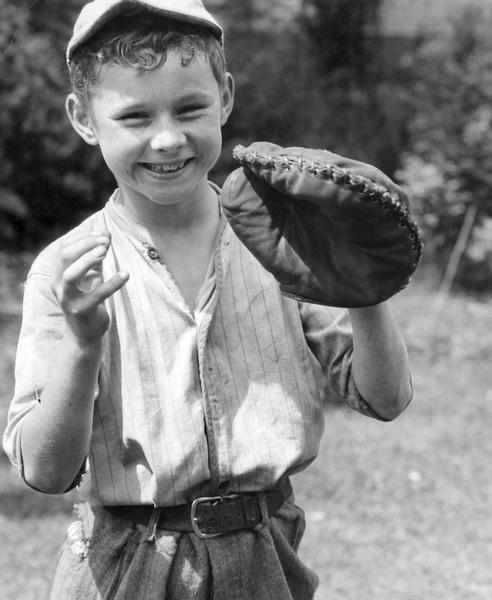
299, 302, 390, 421
2, 246, 66, 476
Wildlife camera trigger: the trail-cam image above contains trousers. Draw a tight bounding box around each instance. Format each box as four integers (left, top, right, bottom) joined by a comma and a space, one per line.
49, 495, 319, 600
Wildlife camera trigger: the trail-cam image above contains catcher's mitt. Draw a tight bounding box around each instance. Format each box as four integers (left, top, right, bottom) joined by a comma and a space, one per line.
221, 142, 422, 308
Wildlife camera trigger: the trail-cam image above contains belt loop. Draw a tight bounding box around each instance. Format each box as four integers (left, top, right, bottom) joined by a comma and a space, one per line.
258, 492, 269, 524
145, 507, 162, 544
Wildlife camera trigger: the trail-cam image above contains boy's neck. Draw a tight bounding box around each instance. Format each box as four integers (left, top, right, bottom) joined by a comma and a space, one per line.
113, 181, 222, 311
115, 182, 219, 235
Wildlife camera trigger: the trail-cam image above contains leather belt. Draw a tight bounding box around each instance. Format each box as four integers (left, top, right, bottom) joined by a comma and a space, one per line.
105, 481, 291, 539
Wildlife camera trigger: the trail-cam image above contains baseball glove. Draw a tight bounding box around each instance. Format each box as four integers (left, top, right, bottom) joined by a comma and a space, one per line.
221, 141, 423, 308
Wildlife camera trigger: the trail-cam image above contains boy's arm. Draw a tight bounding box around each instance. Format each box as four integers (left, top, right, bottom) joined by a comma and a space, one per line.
19, 334, 103, 494
349, 302, 412, 421
18, 230, 128, 494
220, 141, 415, 421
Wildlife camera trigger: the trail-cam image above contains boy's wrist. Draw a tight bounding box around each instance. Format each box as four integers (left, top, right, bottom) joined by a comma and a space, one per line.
62, 326, 105, 356
348, 301, 390, 326
348, 300, 387, 314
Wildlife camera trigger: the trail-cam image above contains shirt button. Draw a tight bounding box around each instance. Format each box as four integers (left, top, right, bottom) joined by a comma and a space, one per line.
147, 247, 160, 260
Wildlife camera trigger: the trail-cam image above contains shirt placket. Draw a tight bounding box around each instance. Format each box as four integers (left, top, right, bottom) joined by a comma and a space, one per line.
195, 221, 230, 495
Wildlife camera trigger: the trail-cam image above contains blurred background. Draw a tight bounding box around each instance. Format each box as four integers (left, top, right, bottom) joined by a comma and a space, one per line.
1, 1, 492, 598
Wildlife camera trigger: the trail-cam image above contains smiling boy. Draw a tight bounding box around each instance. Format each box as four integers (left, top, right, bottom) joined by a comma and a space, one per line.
3, 1, 413, 599
66, 7, 233, 311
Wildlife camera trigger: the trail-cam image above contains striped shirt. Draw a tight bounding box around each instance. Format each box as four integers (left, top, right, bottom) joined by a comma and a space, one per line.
3, 188, 382, 507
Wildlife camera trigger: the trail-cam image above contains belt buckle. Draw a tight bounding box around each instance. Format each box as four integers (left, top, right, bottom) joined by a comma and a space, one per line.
190, 494, 239, 539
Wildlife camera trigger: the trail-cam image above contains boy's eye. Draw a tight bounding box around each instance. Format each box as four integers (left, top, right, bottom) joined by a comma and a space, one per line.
118, 113, 149, 122
180, 105, 206, 115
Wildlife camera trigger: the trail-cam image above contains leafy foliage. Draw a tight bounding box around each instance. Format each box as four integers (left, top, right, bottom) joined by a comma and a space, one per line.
397, 6, 492, 291
299, 0, 382, 72
0, 0, 114, 249
218, 0, 398, 180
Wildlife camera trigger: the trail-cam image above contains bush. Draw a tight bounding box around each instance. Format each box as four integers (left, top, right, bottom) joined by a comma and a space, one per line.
396, 6, 492, 292
0, 0, 114, 250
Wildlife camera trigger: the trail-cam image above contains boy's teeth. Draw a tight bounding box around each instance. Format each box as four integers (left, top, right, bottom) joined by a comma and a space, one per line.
146, 161, 186, 173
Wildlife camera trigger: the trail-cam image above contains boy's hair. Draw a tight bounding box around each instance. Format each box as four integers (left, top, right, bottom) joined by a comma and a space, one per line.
68, 8, 227, 106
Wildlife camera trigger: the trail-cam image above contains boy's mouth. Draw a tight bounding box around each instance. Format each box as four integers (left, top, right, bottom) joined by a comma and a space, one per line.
141, 159, 192, 174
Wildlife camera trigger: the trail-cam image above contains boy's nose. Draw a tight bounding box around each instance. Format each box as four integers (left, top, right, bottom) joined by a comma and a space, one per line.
150, 122, 186, 152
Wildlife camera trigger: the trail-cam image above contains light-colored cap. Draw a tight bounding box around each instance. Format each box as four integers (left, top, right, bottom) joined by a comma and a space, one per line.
67, 0, 223, 62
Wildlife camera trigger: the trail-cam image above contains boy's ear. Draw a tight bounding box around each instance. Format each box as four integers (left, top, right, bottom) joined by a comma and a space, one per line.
220, 73, 235, 126
66, 93, 99, 146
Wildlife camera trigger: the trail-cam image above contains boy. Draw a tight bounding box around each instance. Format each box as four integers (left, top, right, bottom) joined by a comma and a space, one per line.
3, 1, 413, 598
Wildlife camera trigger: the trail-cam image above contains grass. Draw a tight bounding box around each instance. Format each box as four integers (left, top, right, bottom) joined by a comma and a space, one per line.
295, 287, 492, 599
1, 252, 491, 599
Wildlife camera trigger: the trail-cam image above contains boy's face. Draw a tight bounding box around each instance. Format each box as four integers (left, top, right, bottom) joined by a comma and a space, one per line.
67, 49, 233, 209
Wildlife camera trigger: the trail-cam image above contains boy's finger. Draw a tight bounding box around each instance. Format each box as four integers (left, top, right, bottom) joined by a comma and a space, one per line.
56, 232, 111, 271
70, 272, 129, 312
58, 228, 110, 245
57, 244, 110, 294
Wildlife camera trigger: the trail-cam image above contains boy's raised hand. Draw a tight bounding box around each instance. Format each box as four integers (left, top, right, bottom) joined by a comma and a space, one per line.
51, 230, 129, 344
